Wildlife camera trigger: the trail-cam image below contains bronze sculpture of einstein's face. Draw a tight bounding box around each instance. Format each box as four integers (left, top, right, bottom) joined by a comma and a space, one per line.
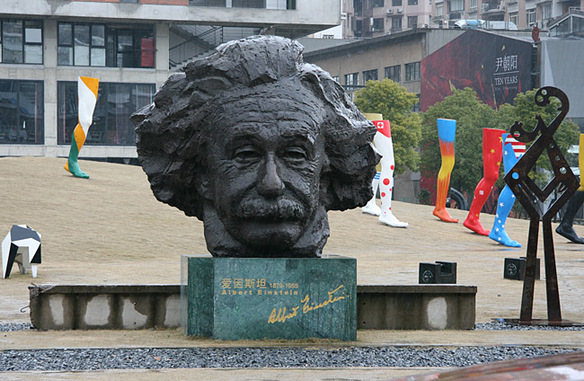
132, 35, 378, 258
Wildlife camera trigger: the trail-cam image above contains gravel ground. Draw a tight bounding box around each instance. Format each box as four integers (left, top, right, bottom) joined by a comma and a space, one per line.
0, 322, 582, 372
0, 346, 580, 371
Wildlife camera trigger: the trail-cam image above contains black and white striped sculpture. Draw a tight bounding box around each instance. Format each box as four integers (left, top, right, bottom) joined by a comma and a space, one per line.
1, 225, 41, 279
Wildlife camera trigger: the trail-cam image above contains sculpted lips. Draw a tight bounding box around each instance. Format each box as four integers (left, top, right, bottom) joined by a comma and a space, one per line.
235, 198, 306, 221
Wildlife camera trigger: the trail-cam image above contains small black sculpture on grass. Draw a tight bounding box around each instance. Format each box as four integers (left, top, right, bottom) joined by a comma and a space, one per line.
503, 87, 579, 325
132, 35, 378, 258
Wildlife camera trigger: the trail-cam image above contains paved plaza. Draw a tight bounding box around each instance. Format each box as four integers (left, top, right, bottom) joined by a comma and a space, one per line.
1, 157, 583, 380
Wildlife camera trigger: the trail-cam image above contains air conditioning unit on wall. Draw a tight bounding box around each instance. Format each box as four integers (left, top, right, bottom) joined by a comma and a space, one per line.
387, 9, 394, 14
397, 8, 403, 13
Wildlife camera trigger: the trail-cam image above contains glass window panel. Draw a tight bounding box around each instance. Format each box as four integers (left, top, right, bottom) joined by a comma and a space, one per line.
117, 32, 134, 67
363, 69, 378, 82
92, 25, 105, 46
25, 27, 42, 44
0, 83, 18, 142
232, 0, 265, 7
24, 45, 42, 64
74, 25, 90, 48
450, 0, 463, 11
58, 46, 73, 65
91, 48, 106, 66
57, 81, 78, 145
372, 18, 384, 32
405, 62, 420, 81
58, 23, 73, 45
392, 16, 402, 31
385, 65, 401, 82
75, 45, 89, 66
408, 16, 418, 28
3, 20, 23, 64
0, 80, 43, 144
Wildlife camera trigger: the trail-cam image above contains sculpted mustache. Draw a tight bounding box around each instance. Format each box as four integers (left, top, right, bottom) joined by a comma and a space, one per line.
235, 198, 306, 219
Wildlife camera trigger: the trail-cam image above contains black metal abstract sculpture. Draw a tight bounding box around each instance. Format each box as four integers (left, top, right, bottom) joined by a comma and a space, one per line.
131, 35, 378, 258
504, 87, 579, 324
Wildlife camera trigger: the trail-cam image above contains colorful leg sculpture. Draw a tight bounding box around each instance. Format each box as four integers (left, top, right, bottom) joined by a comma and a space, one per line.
489, 134, 525, 247
362, 172, 382, 216
463, 128, 505, 235
361, 113, 407, 227
65, 76, 99, 179
433, 118, 458, 223
373, 120, 408, 228
555, 133, 584, 243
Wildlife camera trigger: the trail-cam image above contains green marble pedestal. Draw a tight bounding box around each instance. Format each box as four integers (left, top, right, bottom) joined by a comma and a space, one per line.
181, 255, 356, 341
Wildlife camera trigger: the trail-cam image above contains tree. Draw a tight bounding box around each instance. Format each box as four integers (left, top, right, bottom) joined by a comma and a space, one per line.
353, 79, 422, 174
498, 89, 580, 189
420, 87, 502, 196
420, 87, 580, 200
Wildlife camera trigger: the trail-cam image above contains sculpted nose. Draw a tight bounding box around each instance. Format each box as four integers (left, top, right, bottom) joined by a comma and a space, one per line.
258, 153, 285, 197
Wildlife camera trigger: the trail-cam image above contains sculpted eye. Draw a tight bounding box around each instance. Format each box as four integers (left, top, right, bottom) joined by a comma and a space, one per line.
233, 146, 262, 165
282, 147, 309, 165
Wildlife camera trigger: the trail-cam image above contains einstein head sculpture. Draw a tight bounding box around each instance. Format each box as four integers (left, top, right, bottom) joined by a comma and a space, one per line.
132, 35, 378, 258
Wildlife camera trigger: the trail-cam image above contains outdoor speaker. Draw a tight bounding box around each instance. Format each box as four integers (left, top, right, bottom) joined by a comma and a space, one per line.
504, 257, 540, 280
419, 261, 457, 284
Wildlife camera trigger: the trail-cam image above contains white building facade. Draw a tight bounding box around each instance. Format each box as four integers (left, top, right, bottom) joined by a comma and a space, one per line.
0, 0, 339, 160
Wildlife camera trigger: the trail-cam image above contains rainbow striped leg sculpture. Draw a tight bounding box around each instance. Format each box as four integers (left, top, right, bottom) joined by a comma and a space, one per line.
432, 118, 458, 223
489, 133, 526, 247
555, 133, 584, 243
65, 76, 99, 179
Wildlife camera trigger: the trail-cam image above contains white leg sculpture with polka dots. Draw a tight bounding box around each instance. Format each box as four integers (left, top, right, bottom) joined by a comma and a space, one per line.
362, 114, 408, 228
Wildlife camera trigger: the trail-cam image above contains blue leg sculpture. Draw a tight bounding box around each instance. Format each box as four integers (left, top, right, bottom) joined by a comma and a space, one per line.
489, 134, 523, 247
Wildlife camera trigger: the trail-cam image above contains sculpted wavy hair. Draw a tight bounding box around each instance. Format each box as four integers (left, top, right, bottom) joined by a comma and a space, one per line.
131, 35, 378, 220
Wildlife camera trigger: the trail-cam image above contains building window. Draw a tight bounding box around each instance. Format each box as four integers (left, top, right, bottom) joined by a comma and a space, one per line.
0, 20, 44, 64
392, 0, 402, 6
469, 0, 477, 9
408, 0, 418, 5
436, 3, 443, 15
372, 18, 384, 32
58, 22, 154, 68
450, 0, 464, 10
372, 0, 384, 6
541, 4, 552, 21
408, 16, 418, 28
0, 80, 44, 144
405, 61, 420, 81
526, 8, 536, 27
189, 0, 228, 6
362, 69, 378, 84
509, 13, 518, 25
355, 19, 363, 37
232, 0, 266, 8
345, 72, 359, 86
57, 81, 155, 146
392, 16, 403, 31
384, 65, 401, 82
